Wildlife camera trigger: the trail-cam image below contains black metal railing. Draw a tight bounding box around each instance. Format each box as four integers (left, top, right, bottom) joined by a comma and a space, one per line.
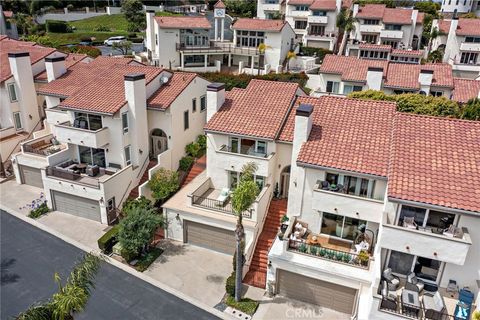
219, 145, 269, 158
191, 194, 252, 218
176, 42, 260, 55
288, 238, 371, 269
46, 166, 100, 188
316, 180, 384, 201
379, 298, 456, 320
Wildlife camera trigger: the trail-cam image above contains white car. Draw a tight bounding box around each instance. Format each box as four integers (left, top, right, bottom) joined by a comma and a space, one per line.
103, 36, 127, 46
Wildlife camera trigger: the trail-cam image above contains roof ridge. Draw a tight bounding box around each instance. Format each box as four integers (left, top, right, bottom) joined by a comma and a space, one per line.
396, 111, 480, 124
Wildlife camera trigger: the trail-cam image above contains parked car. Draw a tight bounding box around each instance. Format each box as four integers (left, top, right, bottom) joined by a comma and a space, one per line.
104, 36, 127, 46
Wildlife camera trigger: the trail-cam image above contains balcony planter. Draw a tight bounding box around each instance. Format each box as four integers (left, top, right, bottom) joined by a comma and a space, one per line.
280, 215, 289, 233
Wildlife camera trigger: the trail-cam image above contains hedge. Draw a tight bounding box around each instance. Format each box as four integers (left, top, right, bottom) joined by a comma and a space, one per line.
179, 156, 194, 172
97, 224, 120, 253
300, 46, 332, 62
46, 20, 72, 33
198, 72, 309, 91
225, 271, 236, 296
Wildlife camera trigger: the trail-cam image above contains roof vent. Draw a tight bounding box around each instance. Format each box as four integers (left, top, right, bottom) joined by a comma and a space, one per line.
160, 75, 169, 85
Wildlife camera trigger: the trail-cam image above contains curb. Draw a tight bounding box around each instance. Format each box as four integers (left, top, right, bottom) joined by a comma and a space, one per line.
1, 204, 232, 320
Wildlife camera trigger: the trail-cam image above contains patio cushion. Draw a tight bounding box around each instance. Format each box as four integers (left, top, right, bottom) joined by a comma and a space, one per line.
424, 292, 444, 312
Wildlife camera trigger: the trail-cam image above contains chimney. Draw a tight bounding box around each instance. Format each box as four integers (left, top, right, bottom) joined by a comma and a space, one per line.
124, 73, 147, 167
353, 4, 359, 17
206, 83, 225, 122
145, 10, 156, 53
418, 69, 434, 95
336, 0, 342, 13
8, 52, 37, 132
410, 10, 418, 46
366, 67, 383, 91
444, 18, 459, 63
45, 56, 66, 82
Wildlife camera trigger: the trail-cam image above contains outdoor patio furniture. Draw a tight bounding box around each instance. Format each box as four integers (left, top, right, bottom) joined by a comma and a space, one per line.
321, 180, 329, 190
443, 225, 463, 239
403, 216, 418, 229
383, 268, 400, 291
380, 280, 398, 311
216, 188, 230, 205
423, 291, 447, 320
454, 288, 474, 320
406, 272, 425, 293
86, 165, 99, 177
446, 280, 459, 294
401, 289, 421, 318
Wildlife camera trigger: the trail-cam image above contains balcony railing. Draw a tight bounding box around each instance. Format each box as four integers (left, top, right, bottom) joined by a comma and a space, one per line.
21, 135, 66, 157
288, 238, 371, 269
315, 180, 384, 201
219, 145, 272, 159
176, 41, 260, 55
191, 194, 252, 218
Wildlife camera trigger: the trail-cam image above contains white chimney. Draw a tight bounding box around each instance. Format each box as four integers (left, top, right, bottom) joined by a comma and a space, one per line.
353, 4, 359, 17
336, 0, 342, 13
124, 73, 147, 167
366, 67, 383, 91
410, 10, 418, 46
8, 52, 37, 133
206, 83, 225, 122
443, 18, 459, 63
45, 56, 66, 82
418, 69, 434, 95
145, 10, 156, 54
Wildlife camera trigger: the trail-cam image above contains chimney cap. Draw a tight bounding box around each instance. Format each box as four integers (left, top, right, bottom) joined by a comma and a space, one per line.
420, 69, 434, 74
296, 104, 314, 117
8, 52, 30, 58
207, 83, 225, 92
45, 56, 66, 63
368, 67, 383, 72
124, 73, 146, 81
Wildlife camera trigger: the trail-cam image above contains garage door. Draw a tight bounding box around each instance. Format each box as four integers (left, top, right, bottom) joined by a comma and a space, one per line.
185, 221, 235, 254
277, 270, 357, 315
307, 40, 330, 49
20, 165, 43, 188
51, 191, 101, 222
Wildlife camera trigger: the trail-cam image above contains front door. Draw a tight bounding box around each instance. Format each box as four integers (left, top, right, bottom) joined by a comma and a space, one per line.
152, 136, 167, 158
281, 172, 290, 198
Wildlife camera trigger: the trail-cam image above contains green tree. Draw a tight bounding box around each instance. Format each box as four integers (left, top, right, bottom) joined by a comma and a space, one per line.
231, 162, 259, 302
118, 206, 164, 258
122, 196, 154, 216
427, 49, 444, 63
22, 34, 59, 48
112, 40, 132, 55
336, 8, 355, 34
121, 0, 145, 31
224, 0, 257, 18
11, 13, 34, 35
147, 168, 179, 204
459, 12, 478, 19
461, 98, 480, 121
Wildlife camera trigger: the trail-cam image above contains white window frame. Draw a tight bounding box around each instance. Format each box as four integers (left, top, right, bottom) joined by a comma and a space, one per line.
8, 83, 18, 102
13, 112, 22, 130
122, 111, 129, 133
124, 145, 131, 166
200, 95, 206, 112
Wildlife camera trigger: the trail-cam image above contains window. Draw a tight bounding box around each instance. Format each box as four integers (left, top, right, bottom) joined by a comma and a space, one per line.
200, 95, 206, 112
326, 81, 340, 93
322, 172, 380, 200
7, 83, 17, 102
456, 0, 459, 4
398, 205, 456, 231
107, 197, 116, 211
364, 19, 380, 25
229, 137, 239, 153
382, 40, 399, 49
228, 137, 268, 157
124, 145, 131, 165
388, 250, 415, 275
229, 170, 265, 190
256, 140, 267, 155
122, 112, 128, 133
236, 30, 265, 48
430, 90, 443, 97
460, 52, 478, 64
312, 10, 327, 16
310, 25, 325, 36
320, 212, 367, 240
180, 29, 210, 47
79, 146, 106, 167
465, 37, 480, 43
343, 85, 363, 94
294, 20, 307, 30
183, 110, 189, 130
385, 24, 402, 31
13, 112, 22, 130
294, 5, 308, 10
387, 250, 442, 283
192, 98, 197, 113
362, 34, 377, 44
184, 55, 206, 65
74, 112, 102, 131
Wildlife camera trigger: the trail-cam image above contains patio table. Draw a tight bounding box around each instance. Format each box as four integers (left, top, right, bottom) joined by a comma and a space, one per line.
402, 289, 421, 318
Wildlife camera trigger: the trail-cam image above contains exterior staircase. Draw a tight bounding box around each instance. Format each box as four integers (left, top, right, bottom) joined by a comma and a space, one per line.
128, 159, 158, 200
244, 198, 287, 288
181, 155, 206, 188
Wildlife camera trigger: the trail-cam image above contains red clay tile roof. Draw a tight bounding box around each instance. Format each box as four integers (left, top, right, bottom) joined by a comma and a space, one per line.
281, 96, 397, 177
342, 0, 353, 9
421, 63, 454, 88
357, 4, 418, 24
356, 4, 386, 19
437, 19, 451, 34
3, 11, 13, 18
456, 18, 480, 36
417, 12, 424, 24
38, 56, 136, 97
287, 0, 314, 5
204, 79, 299, 139
34, 53, 88, 82
0, 38, 57, 83
388, 113, 480, 213
359, 43, 391, 51
391, 49, 423, 57
0, 35, 8, 41
148, 72, 197, 110
59, 64, 162, 115
320, 55, 388, 82
452, 78, 480, 103
232, 18, 287, 32
214, 0, 226, 8
310, 0, 337, 11
154, 16, 211, 29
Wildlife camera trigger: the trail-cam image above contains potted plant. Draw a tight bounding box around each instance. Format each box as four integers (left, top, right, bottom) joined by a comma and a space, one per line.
280, 215, 289, 233
277, 230, 284, 240
358, 250, 369, 267
299, 243, 307, 253
273, 182, 279, 198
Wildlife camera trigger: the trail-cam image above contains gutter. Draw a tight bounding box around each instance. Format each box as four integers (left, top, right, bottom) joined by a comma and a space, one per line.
297, 161, 388, 180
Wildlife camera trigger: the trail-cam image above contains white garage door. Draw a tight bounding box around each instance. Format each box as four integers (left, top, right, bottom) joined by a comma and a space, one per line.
52, 191, 101, 222
20, 165, 43, 188
277, 270, 357, 315
185, 221, 235, 254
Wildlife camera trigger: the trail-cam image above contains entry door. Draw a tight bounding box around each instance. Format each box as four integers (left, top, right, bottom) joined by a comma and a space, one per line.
152, 136, 167, 158
281, 173, 290, 198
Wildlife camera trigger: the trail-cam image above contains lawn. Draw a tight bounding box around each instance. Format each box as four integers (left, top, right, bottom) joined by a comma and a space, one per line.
225, 295, 259, 315
47, 31, 129, 45
70, 14, 129, 32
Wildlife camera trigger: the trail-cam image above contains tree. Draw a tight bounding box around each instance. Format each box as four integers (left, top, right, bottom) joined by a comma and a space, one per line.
224, 0, 257, 18
231, 162, 259, 302
147, 168, 179, 204
336, 8, 355, 34
258, 43, 271, 75
112, 40, 132, 55
121, 0, 145, 31
118, 206, 164, 259
285, 51, 296, 72
427, 49, 444, 63
461, 98, 480, 121
11, 13, 34, 35
460, 12, 478, 19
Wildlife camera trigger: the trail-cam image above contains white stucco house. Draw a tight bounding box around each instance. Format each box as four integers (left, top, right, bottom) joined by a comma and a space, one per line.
440, 0, 479, 14
9, 53, 210, 224
257, 0, 286, 20
431, 17, 480, 79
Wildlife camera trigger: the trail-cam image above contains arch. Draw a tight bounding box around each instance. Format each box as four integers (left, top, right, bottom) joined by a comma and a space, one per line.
150, 128, 168, 159
279, 165, 291, 198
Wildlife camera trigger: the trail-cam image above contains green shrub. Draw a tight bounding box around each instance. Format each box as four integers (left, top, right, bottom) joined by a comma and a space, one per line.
309, 246, 318, 255
97, 225, 120, 253
28, 203, 49, 219
147, 168, 179, 203
299, 244, 307, 253
93, 24, 111, 32
121, 247, 138, 262
225, 271, 236, 296
225, 295, 259, 315
196, 135, 206, 151
59, 45, 101, 58
179, 156, 194, 172
300, 46, 332, 61
185, 142, 201, 158
461, 98, 480, 121
135, 247, 163, 272
122, 196, 154, 216
128, 32, 137, 38
46, 20, 72, 33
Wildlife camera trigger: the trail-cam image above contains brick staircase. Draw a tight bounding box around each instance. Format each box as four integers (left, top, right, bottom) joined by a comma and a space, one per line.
244, 198, 287, 288
128, 159, 158, 200
181, 155, 206, 188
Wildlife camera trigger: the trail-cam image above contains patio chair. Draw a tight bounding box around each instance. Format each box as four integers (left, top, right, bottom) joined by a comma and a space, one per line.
454, 288, 474, 320
403, 216, 418, 229
321, 180, 329, 190
424, 291, 447, 320
382, 268, 400, 291
380, 280, 398, 311
216, 188, 230, 206
406, 272, 425, 293
446, 279, 459, 294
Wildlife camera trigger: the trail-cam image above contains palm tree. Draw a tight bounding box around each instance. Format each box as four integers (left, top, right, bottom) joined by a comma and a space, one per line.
336, 8, 356, 55
257, 43, 272, 75
285, 51, 296, 72
231, 162, 259, 302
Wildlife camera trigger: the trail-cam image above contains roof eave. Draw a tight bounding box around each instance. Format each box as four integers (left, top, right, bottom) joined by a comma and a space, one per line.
297, 161, 388, 180
387, 196, 480, 216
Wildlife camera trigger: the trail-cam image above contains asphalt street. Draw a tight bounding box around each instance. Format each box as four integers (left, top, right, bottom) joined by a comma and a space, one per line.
0, 210, 218, 320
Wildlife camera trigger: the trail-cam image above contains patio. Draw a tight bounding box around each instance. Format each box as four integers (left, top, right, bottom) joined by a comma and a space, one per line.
21, 134, 67, 156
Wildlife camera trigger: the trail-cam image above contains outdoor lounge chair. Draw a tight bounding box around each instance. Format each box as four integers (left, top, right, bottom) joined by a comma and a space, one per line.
216, 188, 230, 205
380, 280, 398, 311
403, 216, 418, 229
406, 272, 425, 293
423, 291, 447, 320
454, 288, 474, 320
383, 268, 400, 291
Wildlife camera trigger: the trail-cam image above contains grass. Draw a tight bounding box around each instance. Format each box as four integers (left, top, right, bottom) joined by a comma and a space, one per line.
135, 247, 163, 272
70, 14, 129, 32
47, 31, 129, 45
225, 295, 259, 316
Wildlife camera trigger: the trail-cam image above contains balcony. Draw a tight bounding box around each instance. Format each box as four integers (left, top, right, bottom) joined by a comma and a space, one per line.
460, 42, 480, 52
45, 108, 69, 126
176, 41, 260, 55
359, 24, 382, 33
290, 10, 310, 17
55, 121, 109, 149
262, 2, 281, 11
21, 134, 67, 157
45, 161, 116, 189
308, 15, 328, 24
304, 33, 337, 41
380, 29, 403, 39
219, 145, 272, 159
380, 224, 471, 265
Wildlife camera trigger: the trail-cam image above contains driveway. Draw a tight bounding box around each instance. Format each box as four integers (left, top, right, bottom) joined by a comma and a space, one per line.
144, 240, 232, 307
1, 211, 219, 320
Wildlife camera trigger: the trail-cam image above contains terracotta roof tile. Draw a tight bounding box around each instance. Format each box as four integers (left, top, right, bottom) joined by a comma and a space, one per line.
420, 63, 454, 88
0, 35, 8, 41
359, 43, 391, 51
456, 18, 480, 36
388, 114, 480, 213
148, 72, 197, 110
320, 55, 388, 82
287, 0, 314, 5
282, 96, 397, 177
417, 12, 424, 24
310, 0, 337, 11
35, 53, 88, 81
59, 64, 162, 114
437, 19, 451, 34
452, 78, 480, 103
357, 4, 418, 24
356, 4, 386, 19
342, 0, 353, 9
154, 16, 211, 29
204, 79, 299, 139
391, 48, 423, 57
232, 18, 287, 32
214, 0, 226, 8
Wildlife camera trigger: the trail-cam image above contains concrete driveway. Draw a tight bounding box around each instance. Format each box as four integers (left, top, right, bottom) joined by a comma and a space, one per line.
144, 240, 232, 307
